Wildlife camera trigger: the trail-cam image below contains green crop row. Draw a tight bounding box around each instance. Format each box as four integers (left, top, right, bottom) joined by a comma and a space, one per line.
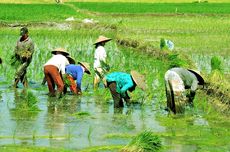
0, 3, 81, 22
71, 2, 230, 14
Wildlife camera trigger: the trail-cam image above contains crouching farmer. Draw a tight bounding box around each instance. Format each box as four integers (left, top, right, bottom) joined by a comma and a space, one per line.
64, 62, 91, 95
104, 71, 146, 108
43, 48, 70, 98
164, 67, 204, 113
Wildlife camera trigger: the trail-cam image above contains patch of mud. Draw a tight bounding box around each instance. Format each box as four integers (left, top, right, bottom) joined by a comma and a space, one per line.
0, 22, 73, 30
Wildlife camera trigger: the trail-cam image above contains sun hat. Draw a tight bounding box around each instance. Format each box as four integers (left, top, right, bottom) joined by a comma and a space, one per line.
94, 35, 112, 45
51, 48, 69, 56
188, 69, 205, 85
66, 56, 76, 64
78, 62, 91, 75
130, 70, 146, 90
20, 27, 28, 36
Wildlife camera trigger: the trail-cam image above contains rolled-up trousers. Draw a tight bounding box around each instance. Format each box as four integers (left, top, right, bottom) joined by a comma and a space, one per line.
108, 82, 130, 108
44, 65, 64, 95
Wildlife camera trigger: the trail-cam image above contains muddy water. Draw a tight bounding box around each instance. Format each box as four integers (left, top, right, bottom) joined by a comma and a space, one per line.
0, 81, 229, 152
0, 83, 165, 151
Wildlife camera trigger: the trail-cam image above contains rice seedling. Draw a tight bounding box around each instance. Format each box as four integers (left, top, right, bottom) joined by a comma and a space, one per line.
121, 130, 161, 152
79, 145, 123, 152
73, 111, 91, 118
87, 125, 93, 143
211, 56, 222, 72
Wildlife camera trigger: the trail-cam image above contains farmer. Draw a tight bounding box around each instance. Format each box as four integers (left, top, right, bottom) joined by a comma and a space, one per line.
164, 67, 205, 113
43, 48, 71, 98
64, 62, 91, 95
93, 35, 112, 89
12, 27, 34, 88
104, 71, 146, 108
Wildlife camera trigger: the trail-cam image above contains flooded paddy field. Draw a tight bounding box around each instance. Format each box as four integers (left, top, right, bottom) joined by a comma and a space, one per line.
0, 1, 230, 151
0, 25, 229, 151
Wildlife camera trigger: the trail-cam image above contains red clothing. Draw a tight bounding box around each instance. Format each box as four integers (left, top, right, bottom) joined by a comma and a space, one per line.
66, 75, 77, 94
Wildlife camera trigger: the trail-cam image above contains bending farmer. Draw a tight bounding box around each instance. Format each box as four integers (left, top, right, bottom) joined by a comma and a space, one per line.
105, 71, 146, 108
43, 48, 71, 98
164, 67, 204, 113
64, 61, 91, 95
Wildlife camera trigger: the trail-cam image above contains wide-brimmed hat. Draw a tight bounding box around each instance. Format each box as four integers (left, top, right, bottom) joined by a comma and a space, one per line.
130, 70, 146, 90
51, 48, 69, 56
78, 62, 91, 75
20, 27, 28, 36
94, 35, 112, 45
66, 56, 76, 64
188, 69, 205, 85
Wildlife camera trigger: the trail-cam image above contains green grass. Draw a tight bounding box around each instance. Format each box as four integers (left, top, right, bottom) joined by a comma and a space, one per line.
71, 2, 230, 14
0, 3, 81, 22
2, 0, 230, 3
0, 145, 73, 152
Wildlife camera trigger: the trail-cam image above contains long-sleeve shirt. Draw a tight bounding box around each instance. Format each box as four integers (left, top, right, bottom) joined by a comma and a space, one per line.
44, 54, 69, 74
15, 37, 34, 57
65, 64, 84, 90
170, 67, 198, 91
105, 72, 134, 97
94, 46, 106, 69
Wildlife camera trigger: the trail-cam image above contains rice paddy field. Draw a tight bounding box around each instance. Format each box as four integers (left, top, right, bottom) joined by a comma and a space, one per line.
0, 1, 229, 152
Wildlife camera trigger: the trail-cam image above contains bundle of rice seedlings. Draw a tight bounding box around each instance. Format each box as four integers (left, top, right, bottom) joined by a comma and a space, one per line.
121, 131, 161, 152
211, 56, 222, 72
62, 74, 71, 87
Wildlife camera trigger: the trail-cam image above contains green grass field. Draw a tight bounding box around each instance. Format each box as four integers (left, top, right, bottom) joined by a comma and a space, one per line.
1, 0, 230, 3
0, 4, 82, 22
71, 2, 230, 14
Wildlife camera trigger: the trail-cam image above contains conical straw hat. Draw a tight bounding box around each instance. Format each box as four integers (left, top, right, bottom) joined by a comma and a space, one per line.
78, 62, 91, 75
130, 70, 146, 90
187, 69, 205, 85
94, 35, 112, 45
51, 48, 69, 56
66, 56, 76, 64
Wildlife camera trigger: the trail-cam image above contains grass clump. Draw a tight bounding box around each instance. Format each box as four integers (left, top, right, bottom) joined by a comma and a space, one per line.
167, 52, 190, 69
14, 89, 39, 111
121, 131, 161, 152
73, 111, 91, 118
211, 56, 222, 72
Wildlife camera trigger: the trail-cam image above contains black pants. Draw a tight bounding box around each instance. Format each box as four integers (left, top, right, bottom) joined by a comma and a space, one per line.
108, 82, 130, 108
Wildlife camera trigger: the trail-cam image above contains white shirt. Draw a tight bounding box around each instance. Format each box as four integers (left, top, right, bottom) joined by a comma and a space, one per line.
94, 46, 106, 69
44, 54, 69, 74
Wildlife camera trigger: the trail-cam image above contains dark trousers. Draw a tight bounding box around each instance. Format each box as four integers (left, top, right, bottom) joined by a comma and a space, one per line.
108, 82, 130, 108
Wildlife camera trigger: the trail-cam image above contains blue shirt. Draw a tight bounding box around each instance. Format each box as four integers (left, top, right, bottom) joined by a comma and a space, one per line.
105, 72, 134, 97
65, 64, 84, 90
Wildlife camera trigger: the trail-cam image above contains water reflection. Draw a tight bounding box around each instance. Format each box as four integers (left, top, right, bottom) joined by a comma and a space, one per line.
9, 89, 40, 145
